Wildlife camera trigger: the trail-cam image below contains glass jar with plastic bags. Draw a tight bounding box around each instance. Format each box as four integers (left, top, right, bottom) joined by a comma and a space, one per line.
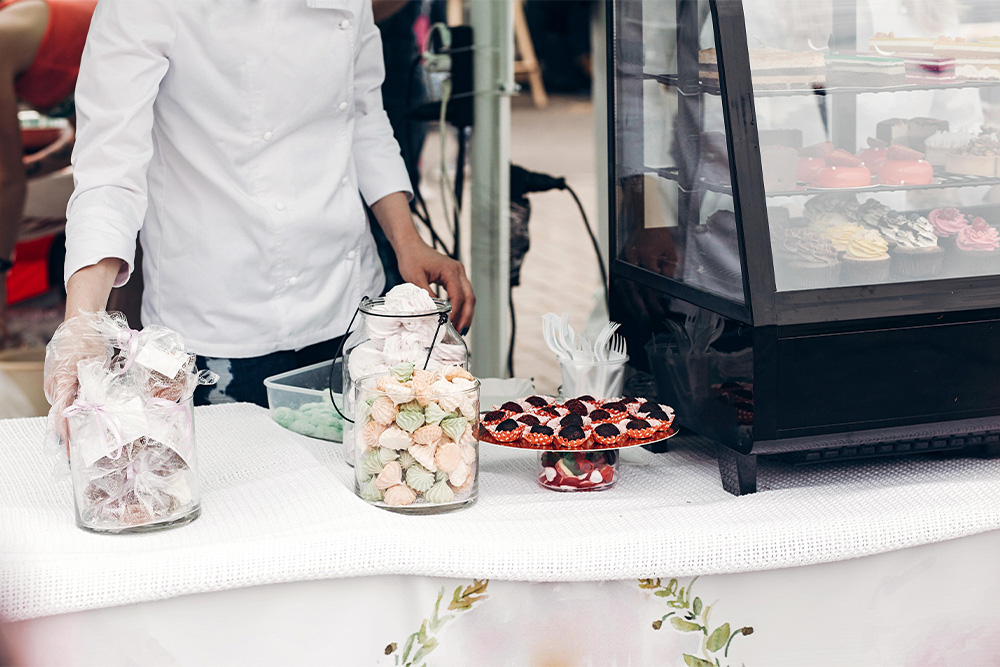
337, 284, 469, 466
45, 311, 216, 533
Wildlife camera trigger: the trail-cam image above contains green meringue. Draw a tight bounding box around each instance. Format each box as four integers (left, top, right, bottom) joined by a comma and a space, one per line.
359, 476, 384, 502
423, 402, 450, 426
361, 450, 387, 479
395, 409, 425, 433
424, 479, 455, 504
399, 399, 424, 414
405, 464, 436, 493
398, 450, 418, 469
390, 362, 415, 383
440, 415, 469, 443
435, 469, 449, 483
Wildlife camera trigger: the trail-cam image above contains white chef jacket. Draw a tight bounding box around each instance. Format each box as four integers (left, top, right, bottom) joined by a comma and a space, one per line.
65, 0, 412, 358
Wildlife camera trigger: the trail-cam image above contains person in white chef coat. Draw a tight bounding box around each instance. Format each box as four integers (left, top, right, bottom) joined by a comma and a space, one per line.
43, 0, 475, 426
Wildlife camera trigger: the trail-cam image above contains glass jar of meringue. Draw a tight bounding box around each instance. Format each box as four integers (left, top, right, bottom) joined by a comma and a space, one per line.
354, 365, 479, 514
341, 284, 470, 466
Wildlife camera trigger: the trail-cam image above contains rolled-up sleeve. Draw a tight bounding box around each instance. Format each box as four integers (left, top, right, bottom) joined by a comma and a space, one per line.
351, 0, 412, 206
64, 0, 176, 287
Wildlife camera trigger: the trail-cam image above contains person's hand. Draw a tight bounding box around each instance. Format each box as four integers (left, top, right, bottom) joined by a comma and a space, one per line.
396, 243, 476, 333
43, 312, 109, 453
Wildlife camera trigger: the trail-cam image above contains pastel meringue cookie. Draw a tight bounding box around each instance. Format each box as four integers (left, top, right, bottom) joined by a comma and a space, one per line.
359, 477, 384, 502
395, 409, 425, 434
458, 394, 478, 420
450, 469, 475, 495
412, 424, 444, 446
448, 459, 472, 488
397, 449, 418, 469
423, 402, 450, 426
424, 479, 455, 504
382, 332, 427, 368
379, 426, 414, 451
360, 420, 388, 449
365, 315, 403, 350
405, 464, 436, 493
459, 442, 476, 466
440, 415, 469, 443
434, 441, 463, 473
408, 442, 438, 472
361, 450, 386, 479
431, 343, 468, 367
459, 425, 478, 447
370, 397, 398, 425
442, 365, 475, 382
375, 460, 404, 490
389, 362, 415, 383
411, 370, 436, 406
383, 483, 417, 506
347, 340, 388, 379
430, 379, 463, 413
383, 283, 438, 314
383, 378, 416, 406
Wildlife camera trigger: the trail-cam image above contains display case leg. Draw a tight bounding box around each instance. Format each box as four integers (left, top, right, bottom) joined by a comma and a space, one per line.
716, 445, 757, 496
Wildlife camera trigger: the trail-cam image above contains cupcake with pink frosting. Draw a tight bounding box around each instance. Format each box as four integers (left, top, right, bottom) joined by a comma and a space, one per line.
955, 217, 1000, 276
929, 208, 972, 276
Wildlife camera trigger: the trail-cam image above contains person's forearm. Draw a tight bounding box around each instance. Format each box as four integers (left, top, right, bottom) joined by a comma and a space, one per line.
0, 174, 26, 261
23, 126, 75, 179
65, 258, 121, 319
370, 191, 423, 250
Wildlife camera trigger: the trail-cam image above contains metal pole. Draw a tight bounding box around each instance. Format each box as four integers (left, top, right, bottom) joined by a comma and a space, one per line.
468, 0, 513, 377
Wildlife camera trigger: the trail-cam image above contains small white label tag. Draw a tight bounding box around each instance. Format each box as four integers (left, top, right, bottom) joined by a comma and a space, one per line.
135, 344, 187, 379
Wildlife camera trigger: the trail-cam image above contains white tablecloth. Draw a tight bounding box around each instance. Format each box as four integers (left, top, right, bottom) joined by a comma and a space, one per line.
3, 403, 1000, 621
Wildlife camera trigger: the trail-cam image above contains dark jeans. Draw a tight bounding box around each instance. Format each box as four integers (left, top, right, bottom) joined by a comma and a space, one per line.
194, 336, 344, 408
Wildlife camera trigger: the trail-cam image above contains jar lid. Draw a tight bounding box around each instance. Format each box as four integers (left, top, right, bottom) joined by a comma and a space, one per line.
359, 296, 452, 319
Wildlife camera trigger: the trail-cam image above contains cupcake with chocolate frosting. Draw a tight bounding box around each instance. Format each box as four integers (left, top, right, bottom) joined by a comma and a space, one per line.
884, 213, 944, 278
771, 226, 841, 289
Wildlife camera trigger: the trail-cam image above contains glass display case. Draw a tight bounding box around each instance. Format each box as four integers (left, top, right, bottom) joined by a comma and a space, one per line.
609, 0, 1000, 494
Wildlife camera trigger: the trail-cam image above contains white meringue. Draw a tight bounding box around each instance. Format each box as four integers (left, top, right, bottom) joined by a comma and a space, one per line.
408, 442, 438, 471
378, 426, 413, 451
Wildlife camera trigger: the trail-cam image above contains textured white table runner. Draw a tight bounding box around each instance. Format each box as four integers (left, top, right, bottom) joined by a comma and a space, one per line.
3, 403, 1000, 621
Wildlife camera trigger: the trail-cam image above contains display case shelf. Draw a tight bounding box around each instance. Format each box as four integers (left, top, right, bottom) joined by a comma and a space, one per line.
645, 72, 1000, 97
649, 165, 1000, 198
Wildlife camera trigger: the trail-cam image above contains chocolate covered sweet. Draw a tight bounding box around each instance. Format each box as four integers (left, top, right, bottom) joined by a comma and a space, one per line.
517, 414, 542, 426
558, 413, 585, 428
563, 399, 589, 415
500, 401, 524, 414
556, 425, 587, 447
496, 418, 521, 432
523, 395, 551, 408
588, 409, 613, 423
483, 410, 507, 425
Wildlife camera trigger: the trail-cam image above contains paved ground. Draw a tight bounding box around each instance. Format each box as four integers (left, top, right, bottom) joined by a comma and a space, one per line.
420, 93, 603, 394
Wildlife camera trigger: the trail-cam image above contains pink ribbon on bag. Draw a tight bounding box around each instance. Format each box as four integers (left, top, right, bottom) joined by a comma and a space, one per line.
113, 328, 140, 375
144, 398, 195, 459
63, 401, 127, 460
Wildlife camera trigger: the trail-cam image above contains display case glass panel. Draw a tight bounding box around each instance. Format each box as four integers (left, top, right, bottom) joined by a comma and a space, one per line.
742, 0, 1000, 292
614, 0, 748, 307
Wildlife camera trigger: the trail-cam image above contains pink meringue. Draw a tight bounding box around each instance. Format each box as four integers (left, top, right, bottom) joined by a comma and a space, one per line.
383, 483, 417, 506
375, 460, 404, 490
434, 441, 463, 473
459, 442, 477, 466
370, 396, 398, 425
448, 459, 471, 488
412, 424, 444, 446
360, 420, 388, 449
378, 426, 413, 451
408, 442, 438, 471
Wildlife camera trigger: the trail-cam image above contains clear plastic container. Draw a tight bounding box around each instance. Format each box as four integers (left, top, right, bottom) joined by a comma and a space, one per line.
264, 359, 344, 442
537, 449, 619, 492
354, 371, 479, 514
68, 396, 201, 533
342, 296, 469, 466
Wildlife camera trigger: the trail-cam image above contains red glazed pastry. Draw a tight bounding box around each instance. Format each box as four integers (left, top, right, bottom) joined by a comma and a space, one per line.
523, 424, 554, 446
490, 418, 525, 443
555, 425, 588, 448
814, 165, 871, 188
856, 137, 888, 172
878, 145, 934, 185
797, 156, 825, 183
592, 422, 624, 446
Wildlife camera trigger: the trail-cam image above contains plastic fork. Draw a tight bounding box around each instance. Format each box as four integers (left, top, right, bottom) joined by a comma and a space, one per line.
608, 333, 627, 360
